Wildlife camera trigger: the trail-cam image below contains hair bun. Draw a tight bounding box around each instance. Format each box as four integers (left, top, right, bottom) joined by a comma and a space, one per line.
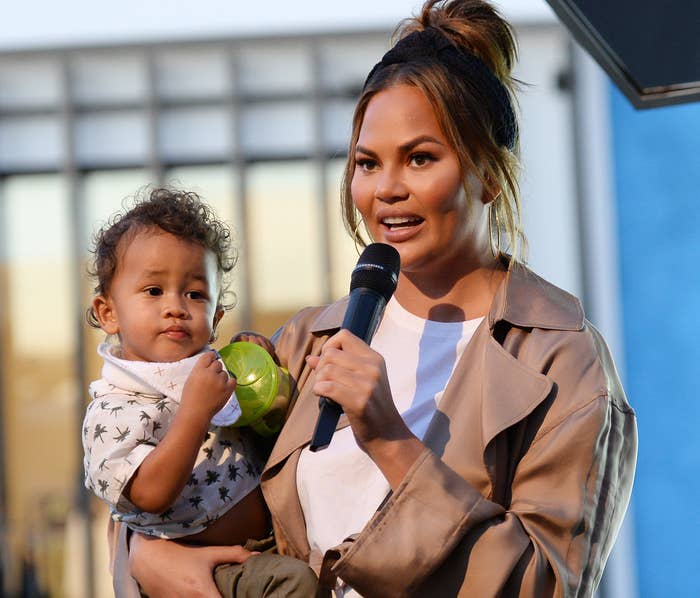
395, 0, 517, 81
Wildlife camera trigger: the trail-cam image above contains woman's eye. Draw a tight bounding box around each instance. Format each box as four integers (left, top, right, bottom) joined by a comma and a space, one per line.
145, 287, 162, 296
356, 158, 377, 172
410, 153, 434, 167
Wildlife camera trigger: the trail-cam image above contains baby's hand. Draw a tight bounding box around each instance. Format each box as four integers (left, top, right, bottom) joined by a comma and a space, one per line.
230, 331, 280, 365
181, 351, 237, 419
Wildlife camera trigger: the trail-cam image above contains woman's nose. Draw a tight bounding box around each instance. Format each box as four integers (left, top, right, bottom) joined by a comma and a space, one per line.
375, 166, 408, 202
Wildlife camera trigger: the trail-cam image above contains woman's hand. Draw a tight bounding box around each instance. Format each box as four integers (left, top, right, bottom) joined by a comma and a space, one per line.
129, 533, 255, 598
305, 329, 424, 488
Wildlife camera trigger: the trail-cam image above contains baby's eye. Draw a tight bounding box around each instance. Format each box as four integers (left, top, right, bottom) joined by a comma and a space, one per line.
186, 290, 208, 301
145, 287, 162, 296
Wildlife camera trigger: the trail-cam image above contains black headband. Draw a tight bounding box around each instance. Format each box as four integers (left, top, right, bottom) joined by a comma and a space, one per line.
364, 28, 517, 150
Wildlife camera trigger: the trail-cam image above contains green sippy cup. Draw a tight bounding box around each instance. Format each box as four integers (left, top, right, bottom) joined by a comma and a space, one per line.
218, 341, 291, 436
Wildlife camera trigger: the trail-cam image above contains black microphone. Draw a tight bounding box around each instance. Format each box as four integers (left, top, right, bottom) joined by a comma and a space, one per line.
309, 243, 400, 452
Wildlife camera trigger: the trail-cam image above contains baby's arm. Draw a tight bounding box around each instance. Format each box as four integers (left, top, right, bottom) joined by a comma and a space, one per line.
124, 351, 236, 513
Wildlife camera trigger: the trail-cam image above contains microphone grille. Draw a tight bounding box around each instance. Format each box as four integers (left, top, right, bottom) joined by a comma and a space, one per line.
350, 243, 401, 302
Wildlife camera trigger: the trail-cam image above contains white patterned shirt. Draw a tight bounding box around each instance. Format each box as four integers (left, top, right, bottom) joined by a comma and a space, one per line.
82, 343, 262, 539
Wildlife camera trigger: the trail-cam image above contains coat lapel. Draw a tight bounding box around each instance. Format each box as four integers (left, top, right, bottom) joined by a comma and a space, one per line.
479, 336, 552, 451
423, 263, 582, 475
421, 321, 552, 483
265, 298, 350, 473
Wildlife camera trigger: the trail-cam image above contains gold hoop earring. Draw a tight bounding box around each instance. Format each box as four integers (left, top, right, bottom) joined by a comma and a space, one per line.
488, 205, 501, 258
352, 216, 367, 256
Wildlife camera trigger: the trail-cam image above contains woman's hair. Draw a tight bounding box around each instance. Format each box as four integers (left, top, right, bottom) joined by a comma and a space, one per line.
341, 0, 526, 261
86, 187, 237, 328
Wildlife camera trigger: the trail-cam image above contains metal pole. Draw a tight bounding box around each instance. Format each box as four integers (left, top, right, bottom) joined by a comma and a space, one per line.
146, 49, 164, 185
569, 41, 638, 598
61, 52, 96, 598
310, 41, 333, 305
0, 176, 11, 595
230, 49, 253, 329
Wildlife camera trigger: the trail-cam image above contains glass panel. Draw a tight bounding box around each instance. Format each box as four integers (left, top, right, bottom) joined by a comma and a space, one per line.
164, 165, 243, 343
515, 28, 581, 296
71, 52, 147, 105
0, 116, 63, 170
74, 111, 148, 166
319, 36, 388, 92
0, 57, 62, 109
326, 158, 359, 299
155, 47, 231, 100
323, 99, 354, 151
237, 42, 312, 95
241, 102, 313, 156
82, 169, 153, 250
1, 175, 79, 595
159, 107, 233, 161
247, 161, 322, 333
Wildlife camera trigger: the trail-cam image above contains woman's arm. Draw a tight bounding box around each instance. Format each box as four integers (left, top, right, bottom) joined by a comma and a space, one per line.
128, 532, 254, 598
337, 396, 634, 597
306, 328, 637, 597
126, 352, 236, 513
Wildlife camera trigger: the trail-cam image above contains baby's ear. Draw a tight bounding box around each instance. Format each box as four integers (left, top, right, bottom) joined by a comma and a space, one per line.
92, 295, 119, 335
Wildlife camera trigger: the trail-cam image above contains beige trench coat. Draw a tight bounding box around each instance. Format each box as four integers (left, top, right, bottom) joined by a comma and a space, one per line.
262, 262, 637, 597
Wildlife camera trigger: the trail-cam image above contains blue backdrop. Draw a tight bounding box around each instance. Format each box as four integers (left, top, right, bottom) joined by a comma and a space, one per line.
610, 86, 700, 597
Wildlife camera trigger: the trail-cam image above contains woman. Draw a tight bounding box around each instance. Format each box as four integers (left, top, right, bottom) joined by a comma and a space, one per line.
129, 0, 637, 595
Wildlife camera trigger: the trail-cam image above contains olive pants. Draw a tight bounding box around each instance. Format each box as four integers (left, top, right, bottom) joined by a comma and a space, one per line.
214, 552, 318, 597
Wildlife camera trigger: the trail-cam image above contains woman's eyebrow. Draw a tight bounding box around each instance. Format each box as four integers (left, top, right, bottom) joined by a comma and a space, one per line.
399, 135, 444, 152
355, 145, 378, 158
356, 135, 444, 157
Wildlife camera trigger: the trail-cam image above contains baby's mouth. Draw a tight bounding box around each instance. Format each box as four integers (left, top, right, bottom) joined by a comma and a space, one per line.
163, 326, 188, 339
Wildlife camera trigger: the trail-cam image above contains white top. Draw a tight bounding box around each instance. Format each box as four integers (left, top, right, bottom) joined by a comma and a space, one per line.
82, 343, 261, 539
296, 298, 483, 595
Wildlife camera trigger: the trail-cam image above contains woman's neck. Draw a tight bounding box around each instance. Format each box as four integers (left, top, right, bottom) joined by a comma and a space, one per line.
394, 258, 507, 322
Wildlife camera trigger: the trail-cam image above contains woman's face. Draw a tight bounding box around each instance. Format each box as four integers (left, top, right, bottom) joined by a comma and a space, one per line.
351, 84, 489, 276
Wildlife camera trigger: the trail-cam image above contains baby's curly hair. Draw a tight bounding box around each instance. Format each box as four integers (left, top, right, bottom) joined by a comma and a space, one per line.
86, 187, 237, 328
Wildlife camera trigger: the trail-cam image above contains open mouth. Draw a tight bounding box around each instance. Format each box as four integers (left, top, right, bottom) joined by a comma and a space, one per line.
381, 216, 424, 229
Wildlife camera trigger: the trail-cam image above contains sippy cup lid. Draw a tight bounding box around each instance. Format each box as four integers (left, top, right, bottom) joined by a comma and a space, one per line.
218, 341, 284, 431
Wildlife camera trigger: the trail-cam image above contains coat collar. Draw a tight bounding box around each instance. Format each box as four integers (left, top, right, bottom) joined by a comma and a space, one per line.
310, 261, 584, 335
487, 261, 584, 332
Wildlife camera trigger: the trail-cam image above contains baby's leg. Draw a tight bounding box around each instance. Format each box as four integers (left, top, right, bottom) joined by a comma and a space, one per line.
214, 553, 318, 597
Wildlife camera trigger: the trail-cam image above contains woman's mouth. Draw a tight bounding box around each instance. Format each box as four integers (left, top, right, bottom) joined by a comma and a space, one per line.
379, 215, 424, 242
381, 216, 424, 229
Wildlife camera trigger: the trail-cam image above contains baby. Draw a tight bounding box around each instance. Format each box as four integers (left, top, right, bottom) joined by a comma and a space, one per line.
82, 188, 316, 596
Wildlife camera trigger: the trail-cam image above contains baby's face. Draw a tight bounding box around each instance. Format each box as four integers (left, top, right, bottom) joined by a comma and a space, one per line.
95, 229, 222, 362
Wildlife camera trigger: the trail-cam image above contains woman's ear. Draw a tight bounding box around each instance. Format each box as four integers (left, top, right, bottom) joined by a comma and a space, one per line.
480, 174, 502, 206
92, 295, 119, 335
